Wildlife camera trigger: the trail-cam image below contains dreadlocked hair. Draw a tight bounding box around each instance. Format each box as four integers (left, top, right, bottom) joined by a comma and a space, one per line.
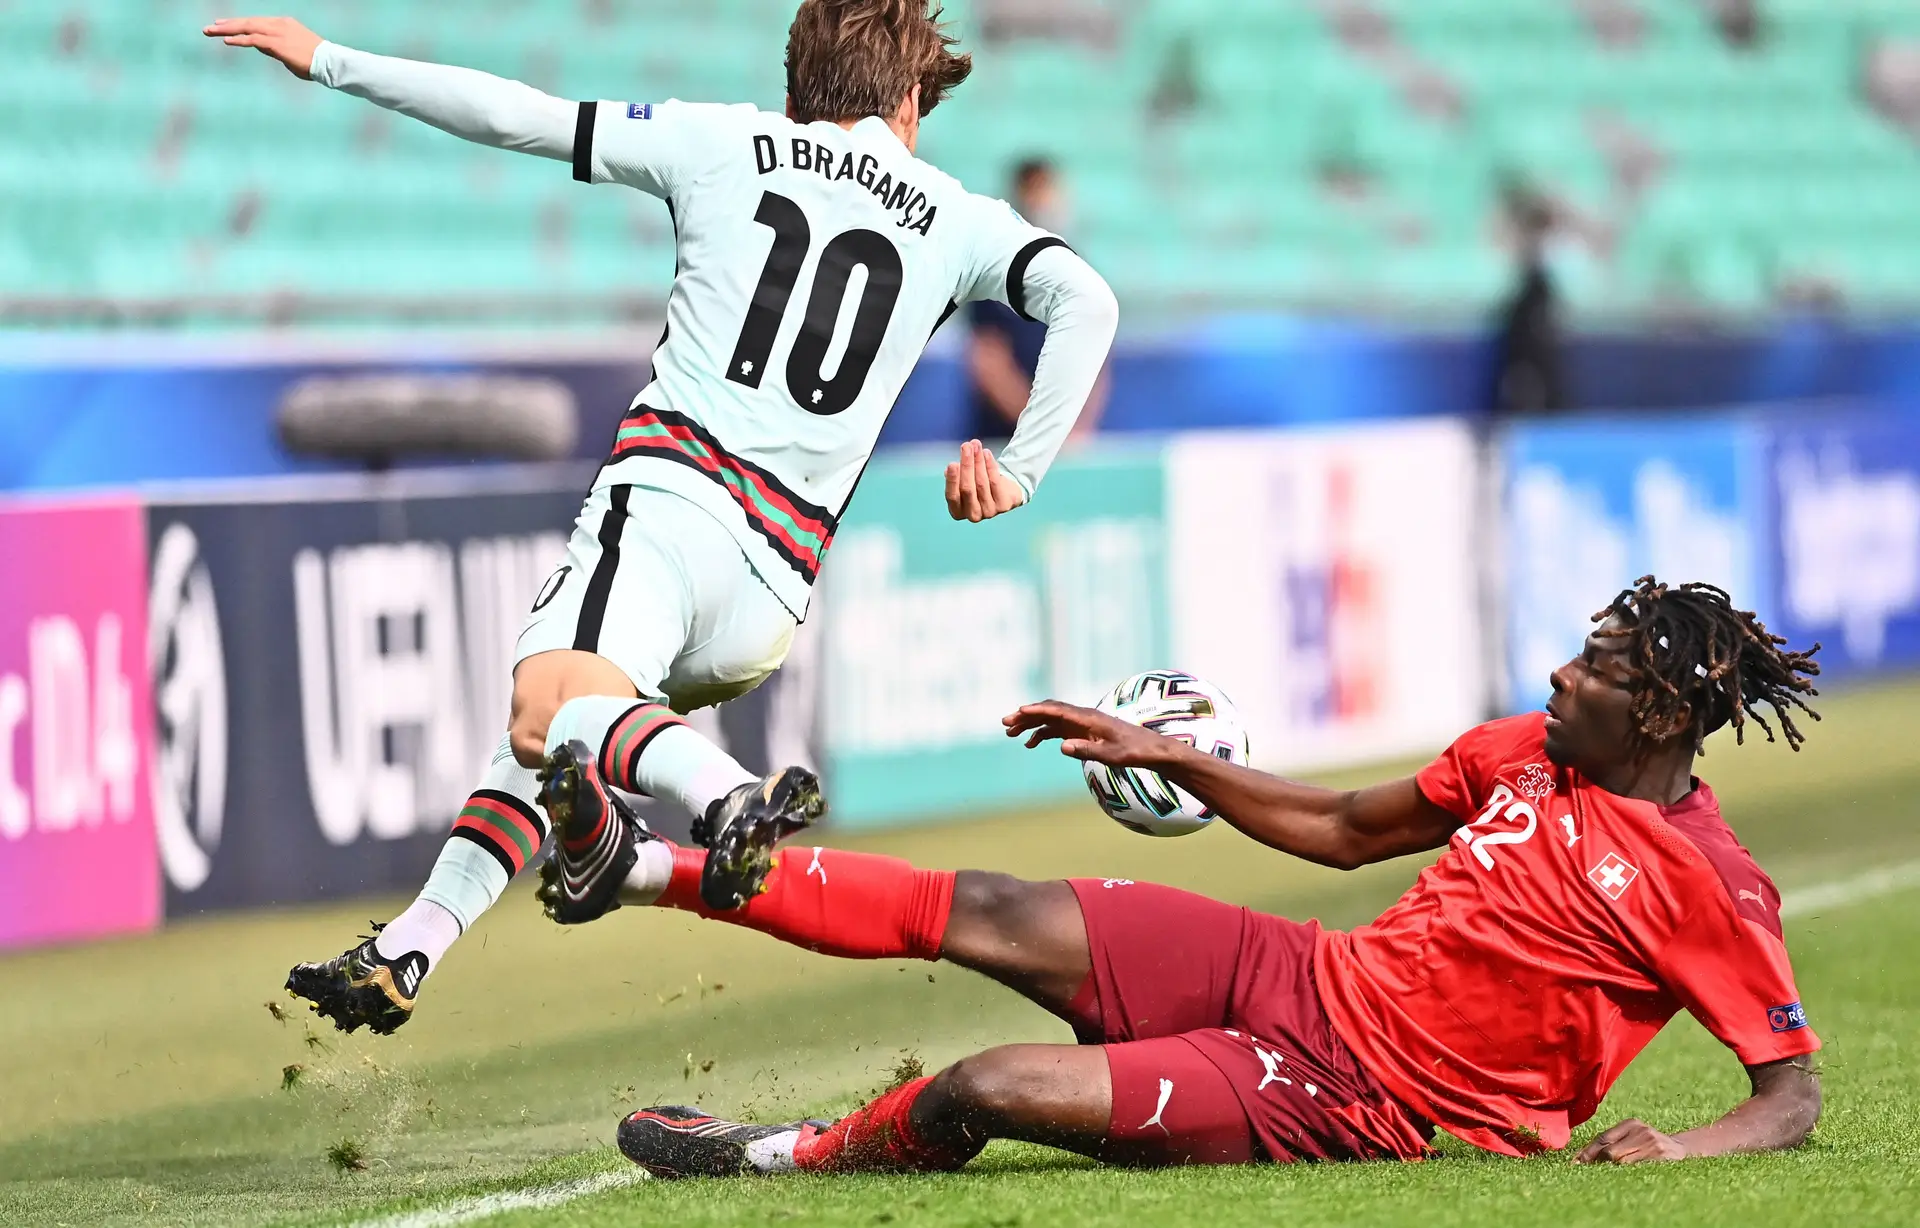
1594, 576, 1821, 753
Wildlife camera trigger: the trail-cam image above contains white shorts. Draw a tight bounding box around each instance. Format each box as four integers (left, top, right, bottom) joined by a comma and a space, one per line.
515, 484, 797, 712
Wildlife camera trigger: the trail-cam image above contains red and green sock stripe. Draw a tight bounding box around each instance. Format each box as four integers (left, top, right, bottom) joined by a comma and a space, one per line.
599, 701, 688, 794
450, 788, 549, 877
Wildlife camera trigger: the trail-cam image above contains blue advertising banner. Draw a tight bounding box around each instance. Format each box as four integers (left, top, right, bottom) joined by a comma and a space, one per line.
1765, 412, 1920, 678
1501, 414, 1773, 712
147, 476, 579, 915
146, 469, 815, 916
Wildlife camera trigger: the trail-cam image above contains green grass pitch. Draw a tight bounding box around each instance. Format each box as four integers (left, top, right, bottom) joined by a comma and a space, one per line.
2, 678, 1918, 1227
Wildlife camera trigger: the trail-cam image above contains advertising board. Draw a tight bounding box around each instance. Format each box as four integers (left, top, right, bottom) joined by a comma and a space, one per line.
821, 446, 1168, 826
1501, 415, 1772, 711
145, 469, 819, 916
1766, 412, 1920, 678
1165, 420, 1484, 773
0, 498, 159, 949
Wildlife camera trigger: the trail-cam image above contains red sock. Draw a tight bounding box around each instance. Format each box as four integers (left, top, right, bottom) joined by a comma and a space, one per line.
655, 844, 955, 960
793, 1076, 980, 1173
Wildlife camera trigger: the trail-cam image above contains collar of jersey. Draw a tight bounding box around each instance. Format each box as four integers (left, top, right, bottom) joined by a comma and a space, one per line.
848, 114, 905, 149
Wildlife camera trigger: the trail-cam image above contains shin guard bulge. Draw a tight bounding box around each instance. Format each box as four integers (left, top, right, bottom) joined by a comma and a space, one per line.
794, 1077, 982, 1173
655, 844, 954, 960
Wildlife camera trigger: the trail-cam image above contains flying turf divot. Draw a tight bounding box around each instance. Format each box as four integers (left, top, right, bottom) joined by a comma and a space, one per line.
345, 1170, 648, 1228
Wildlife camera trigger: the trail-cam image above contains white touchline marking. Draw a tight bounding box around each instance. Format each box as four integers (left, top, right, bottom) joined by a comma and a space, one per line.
346, 1169, 647, 1228
1780, 858, 1920, 919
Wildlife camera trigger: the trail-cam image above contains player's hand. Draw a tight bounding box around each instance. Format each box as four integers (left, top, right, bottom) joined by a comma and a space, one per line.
1573, 1119, 1688, 1164
203, 16, 323, 79
945, 439, 1027, 523
1004, 700, 1178, 769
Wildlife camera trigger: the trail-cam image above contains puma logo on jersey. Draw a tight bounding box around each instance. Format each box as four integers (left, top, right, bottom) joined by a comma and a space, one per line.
1141, 1079, 1174, 1132
1738, 887, 1767, 906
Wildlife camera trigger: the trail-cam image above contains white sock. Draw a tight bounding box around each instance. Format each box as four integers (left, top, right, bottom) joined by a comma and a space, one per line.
546, 694, 755, 820
374, 897, 463, 968
743, 1129, 802, 1174
384, 734, 539, 976
618, 839, 679, 906
634, 723, 755, 818
544, 693, 642, 758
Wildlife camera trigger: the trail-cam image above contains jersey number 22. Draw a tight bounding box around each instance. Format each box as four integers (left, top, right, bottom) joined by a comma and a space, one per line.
726, 191, 904, 416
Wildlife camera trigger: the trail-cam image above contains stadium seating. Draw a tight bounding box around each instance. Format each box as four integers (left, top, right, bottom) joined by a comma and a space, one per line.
4, 0, 1919, 320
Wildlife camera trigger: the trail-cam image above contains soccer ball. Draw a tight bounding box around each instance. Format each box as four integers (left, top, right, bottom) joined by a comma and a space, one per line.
1082, 670, 1250, 837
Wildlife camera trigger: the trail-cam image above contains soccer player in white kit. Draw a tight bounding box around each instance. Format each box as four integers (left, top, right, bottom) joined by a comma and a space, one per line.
207, 1, 1119, 1034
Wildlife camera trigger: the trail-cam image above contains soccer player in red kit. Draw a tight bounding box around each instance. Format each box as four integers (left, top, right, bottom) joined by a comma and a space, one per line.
602, 577, 1825, 1176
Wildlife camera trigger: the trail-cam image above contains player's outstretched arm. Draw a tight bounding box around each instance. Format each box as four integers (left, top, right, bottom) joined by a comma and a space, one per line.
204, 17, 574, 161
946, 248, 1118, 523
204, 15, 319, 77
1005, 701, 1460, 869
1576, 1055, 1820, 1163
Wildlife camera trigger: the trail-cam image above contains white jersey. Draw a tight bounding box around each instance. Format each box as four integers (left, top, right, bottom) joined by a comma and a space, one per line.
573, 100, 1059, 615
308, 44, 1118, 619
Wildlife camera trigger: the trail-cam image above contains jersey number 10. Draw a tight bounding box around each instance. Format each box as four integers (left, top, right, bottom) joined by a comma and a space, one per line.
726, 191, 904, 416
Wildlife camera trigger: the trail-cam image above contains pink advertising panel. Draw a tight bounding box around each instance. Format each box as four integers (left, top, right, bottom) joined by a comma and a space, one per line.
0, 498, 158, 949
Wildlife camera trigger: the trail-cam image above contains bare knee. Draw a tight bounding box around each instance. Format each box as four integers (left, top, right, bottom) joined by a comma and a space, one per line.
919, 1044, 1110, 1151
508, 649, 638, 769
926, 1047, 1031, 1128
940, 872, 1089, 1015
950, 871, 1061, 935
506, 703, 552, 769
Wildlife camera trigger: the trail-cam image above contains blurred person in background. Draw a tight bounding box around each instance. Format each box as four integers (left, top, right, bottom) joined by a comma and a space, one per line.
1489, 186, 1567, 418
1705, 0, 1762, 51
967, 158, 1110, 444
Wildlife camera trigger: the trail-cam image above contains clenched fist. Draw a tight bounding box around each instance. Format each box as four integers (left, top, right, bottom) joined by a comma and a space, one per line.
1573, 1118, 1688, 1164
944, 439, 1027, 523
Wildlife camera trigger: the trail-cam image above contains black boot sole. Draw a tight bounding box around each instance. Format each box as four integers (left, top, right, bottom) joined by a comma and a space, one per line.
617, 1107, 758, 1178
285, 962, 410, 1036
699, 767, 826, 912
536, 742, 639, 925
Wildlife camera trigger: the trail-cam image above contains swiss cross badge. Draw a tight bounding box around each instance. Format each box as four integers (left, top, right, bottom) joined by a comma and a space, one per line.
1587, 851, 1639, 900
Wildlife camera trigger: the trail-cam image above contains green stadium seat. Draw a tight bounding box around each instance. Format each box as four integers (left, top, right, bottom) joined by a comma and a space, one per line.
6, 0, 1920, 319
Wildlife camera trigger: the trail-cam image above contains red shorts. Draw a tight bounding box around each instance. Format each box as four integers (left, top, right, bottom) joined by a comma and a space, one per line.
1070, 878, 1433, 1166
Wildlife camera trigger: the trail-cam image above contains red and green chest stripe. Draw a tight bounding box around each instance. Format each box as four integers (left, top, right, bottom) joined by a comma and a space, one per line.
609, 405, 837, 582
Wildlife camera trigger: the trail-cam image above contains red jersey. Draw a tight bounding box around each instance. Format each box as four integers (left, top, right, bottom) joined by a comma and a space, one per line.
1314, 713, 1819, 1156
